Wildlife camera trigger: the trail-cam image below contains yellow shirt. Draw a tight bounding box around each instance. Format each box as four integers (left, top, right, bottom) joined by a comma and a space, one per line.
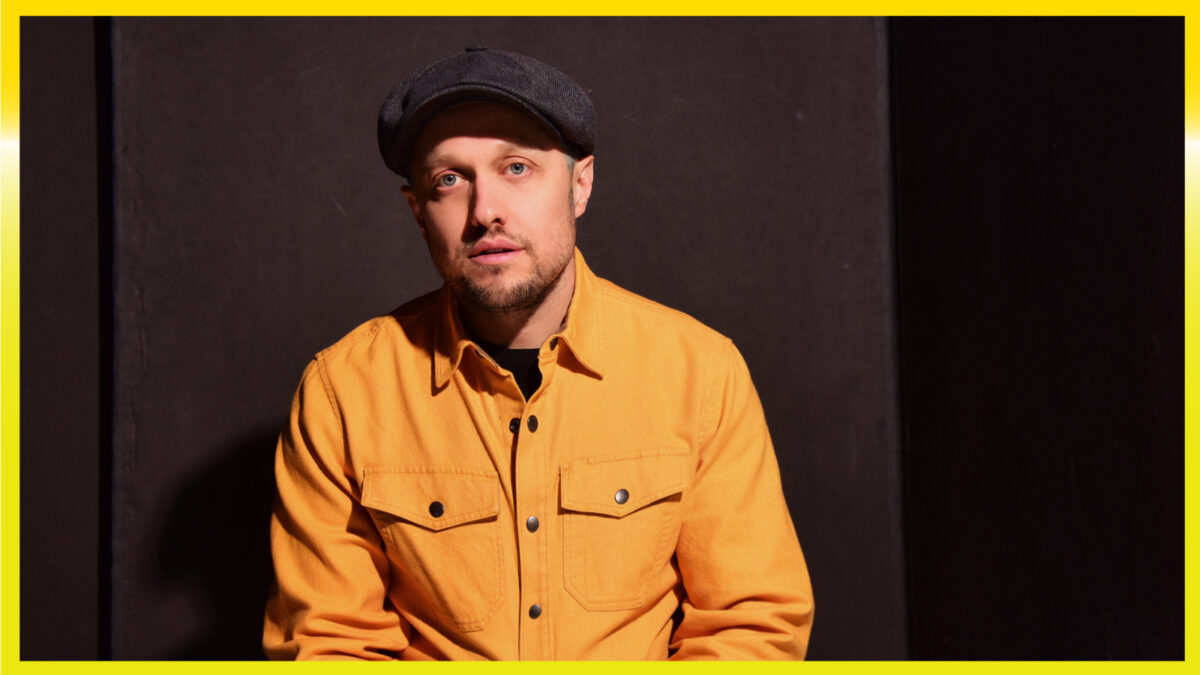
263, 249, 814, 660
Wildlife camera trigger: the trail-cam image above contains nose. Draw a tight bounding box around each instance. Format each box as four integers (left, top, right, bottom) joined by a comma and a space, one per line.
468, 174, 505, 229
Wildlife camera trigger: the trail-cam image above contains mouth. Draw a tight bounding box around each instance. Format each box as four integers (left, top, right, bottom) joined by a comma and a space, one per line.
469, 239, 524, 264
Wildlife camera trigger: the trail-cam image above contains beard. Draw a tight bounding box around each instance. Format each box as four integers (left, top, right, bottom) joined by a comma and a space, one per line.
447, 187, 577, 315
446, 180, 580, 314
451, 250, 570, 314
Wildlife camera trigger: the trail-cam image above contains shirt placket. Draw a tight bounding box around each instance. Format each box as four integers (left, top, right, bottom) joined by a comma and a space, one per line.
512, 337, 563, 660
468, 343, 539, 659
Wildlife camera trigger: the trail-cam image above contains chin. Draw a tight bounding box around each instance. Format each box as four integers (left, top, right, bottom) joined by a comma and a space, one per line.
454, 274, 550, 314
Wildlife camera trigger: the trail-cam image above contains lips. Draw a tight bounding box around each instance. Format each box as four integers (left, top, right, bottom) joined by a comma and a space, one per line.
468, 238, 523, 262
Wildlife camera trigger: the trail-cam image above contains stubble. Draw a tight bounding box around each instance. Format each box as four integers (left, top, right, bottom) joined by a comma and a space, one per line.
450, 182, 577, 315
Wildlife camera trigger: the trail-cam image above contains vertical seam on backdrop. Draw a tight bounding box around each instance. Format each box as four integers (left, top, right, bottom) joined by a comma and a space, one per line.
94, 16, 116, 661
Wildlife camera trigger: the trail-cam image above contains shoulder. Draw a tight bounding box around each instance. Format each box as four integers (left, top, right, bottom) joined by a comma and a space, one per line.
592, 275, 733, 352
312, 288, 441, 368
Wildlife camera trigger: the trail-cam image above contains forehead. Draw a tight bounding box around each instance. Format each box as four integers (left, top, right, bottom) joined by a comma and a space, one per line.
411, 101, 563, 168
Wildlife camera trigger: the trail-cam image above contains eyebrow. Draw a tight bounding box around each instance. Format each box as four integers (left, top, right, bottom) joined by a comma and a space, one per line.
419, 140, 554, 174
418, 151, 457, 173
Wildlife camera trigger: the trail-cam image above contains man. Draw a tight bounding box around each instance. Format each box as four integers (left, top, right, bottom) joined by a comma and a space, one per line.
263, 47, 813, 660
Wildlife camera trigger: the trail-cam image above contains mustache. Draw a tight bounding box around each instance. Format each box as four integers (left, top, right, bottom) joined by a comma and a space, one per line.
462, 227, 530, 249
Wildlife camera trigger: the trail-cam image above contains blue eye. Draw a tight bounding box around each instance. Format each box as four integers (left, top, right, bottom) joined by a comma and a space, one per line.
436, 174, 460, 188
508, 163, 527, 175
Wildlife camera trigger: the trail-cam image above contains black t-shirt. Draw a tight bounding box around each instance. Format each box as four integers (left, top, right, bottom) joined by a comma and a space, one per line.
476, 340, 542, 401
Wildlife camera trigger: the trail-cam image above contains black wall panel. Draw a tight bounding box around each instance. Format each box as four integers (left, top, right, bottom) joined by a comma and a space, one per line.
97, 17, 900, 659
891, 18, 1183, 659
19, 17, 103, 660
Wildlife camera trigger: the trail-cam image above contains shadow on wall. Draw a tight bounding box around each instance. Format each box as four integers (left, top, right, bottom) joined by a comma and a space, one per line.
156, 428, 279, 659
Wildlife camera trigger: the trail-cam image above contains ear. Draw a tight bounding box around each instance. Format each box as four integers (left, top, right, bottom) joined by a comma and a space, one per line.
401, 184, 428, 240
571, 155, 595, 219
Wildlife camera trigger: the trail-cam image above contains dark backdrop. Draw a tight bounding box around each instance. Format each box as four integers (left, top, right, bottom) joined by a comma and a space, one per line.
19, 16, 1180, 660
890, 18, 1183, 658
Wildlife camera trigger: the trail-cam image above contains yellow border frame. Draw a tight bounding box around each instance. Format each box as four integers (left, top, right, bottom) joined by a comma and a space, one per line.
0, 4, 1194, 670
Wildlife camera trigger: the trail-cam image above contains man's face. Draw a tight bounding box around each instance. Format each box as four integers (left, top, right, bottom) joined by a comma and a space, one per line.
403, 101, 594, 314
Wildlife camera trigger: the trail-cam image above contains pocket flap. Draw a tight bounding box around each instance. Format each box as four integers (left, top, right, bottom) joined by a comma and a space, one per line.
362, 466, 500, 531
560, 449, 689, 517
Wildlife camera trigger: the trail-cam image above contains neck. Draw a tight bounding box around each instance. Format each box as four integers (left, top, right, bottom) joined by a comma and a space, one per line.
459, 257, 576, 349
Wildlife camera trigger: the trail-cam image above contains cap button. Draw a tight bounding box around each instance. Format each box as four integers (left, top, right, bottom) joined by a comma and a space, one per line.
465, 45, 488, 52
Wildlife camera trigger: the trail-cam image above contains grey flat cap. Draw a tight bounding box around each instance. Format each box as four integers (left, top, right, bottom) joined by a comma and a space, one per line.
378, 47, 596, 180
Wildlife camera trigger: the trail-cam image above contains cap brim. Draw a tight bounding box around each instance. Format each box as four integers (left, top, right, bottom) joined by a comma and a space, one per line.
392, 85, 570, 180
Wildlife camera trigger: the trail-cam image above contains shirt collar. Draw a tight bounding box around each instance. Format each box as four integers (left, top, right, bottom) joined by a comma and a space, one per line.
433, 248, 606, 390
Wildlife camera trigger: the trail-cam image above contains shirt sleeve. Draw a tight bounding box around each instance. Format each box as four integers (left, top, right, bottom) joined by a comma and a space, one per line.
669, 340, 815, 660
263, 359, 411, 660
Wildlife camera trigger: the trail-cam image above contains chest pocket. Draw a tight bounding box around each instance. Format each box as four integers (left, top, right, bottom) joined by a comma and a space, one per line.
361, 466, 503, 632
559, 448, 690, 611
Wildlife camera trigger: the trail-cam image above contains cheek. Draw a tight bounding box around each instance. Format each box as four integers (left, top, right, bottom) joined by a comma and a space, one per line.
524, 193, 575, 238
422, 208, 463, 253
429, 232, 459, 261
